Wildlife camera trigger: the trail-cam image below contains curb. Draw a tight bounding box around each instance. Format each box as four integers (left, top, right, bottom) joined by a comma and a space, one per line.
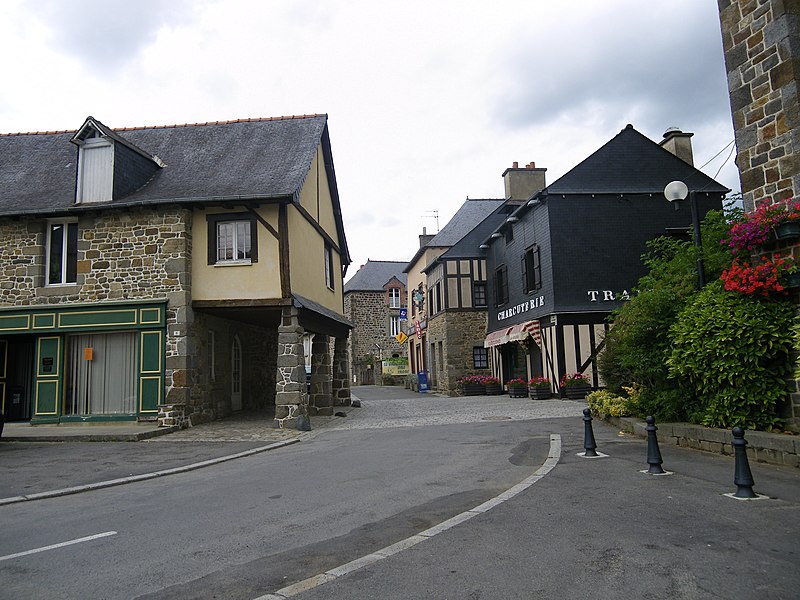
0, 426, 179, 443
0, 438, 299, 506
605, 416, 800, 469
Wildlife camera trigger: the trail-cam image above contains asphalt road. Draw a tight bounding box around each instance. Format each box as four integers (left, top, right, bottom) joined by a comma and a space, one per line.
1, 387, 798, 599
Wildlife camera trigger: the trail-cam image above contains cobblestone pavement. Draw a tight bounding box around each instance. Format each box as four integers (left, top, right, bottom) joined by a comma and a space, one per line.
152, 389, 586, 442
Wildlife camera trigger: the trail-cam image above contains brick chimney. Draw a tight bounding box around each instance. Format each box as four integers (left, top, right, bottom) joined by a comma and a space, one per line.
419, 226, 435, 248
659, 127, 694, 166
502, 161, 547, 201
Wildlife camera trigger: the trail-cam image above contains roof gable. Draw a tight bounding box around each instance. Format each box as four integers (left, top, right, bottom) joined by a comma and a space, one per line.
0, 115, 329, 216
344, 260, 408, 292
546, 124, 729, 195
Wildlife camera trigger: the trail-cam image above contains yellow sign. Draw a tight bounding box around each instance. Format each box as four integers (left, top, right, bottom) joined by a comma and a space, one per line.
395, 331, 408, 344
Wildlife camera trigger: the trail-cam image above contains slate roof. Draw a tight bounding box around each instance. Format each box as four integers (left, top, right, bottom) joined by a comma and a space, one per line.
432, 205, 508, 265
344, 260, 408, 292
546, 124, 730, 195
404, 198, 504, 272
0, 114, 350, 265
0, 114, 330, 212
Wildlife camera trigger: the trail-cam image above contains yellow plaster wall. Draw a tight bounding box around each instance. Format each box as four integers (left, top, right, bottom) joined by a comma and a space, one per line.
191, 206, 282, 300
298, 144, 338, 237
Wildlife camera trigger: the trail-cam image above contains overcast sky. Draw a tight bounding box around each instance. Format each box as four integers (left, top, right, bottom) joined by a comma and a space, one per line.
0, 0, 738, 278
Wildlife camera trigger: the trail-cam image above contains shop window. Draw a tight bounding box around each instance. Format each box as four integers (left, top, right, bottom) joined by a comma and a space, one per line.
473, 347, 488, 369
206, 213, 258, 265
46, 221, 78, 285
522, 245, 542, 293
494, 265, 509, 306
64, 332, 139, 415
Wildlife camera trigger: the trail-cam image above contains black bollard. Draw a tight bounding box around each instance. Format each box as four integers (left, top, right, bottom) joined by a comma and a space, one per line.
732, 427, 757, 499
645, 416, 665, 474
583, 408, 598, 457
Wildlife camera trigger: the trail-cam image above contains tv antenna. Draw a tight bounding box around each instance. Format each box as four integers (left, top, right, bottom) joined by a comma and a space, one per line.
422, 210, 440, 232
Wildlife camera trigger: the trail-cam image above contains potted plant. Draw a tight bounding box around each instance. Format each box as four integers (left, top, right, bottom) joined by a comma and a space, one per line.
459, 374, 485, 396
772, 198, 800, 240
560, 372, 591, 399
483, 376, 502, 395
507, 377, 528, 398
528, 376, 551, 400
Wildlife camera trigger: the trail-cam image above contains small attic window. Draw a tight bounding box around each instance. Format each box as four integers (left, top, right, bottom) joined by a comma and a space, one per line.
75, 136, 113, 204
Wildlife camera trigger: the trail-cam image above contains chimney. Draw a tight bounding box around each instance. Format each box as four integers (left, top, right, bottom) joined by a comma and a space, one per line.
419, 227, 435, 248
502, 161, 547, 201
659, 127, 694, 166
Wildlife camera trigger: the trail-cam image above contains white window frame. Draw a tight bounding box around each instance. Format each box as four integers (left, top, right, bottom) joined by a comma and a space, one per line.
388, 288, 401, 308
216, 220, 252, 264
46, 219, 79, 286
324, 243, 334, 290
390, 315, 400, 336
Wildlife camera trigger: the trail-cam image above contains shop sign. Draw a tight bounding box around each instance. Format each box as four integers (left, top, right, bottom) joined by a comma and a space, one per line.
415, 320, 422, 339
497, 295, 545, 321
399, 308, 407, 320
587, 290, 631, 302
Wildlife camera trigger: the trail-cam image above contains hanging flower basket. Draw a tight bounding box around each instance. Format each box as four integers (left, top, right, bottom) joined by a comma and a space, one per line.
786, 272, 800, 291
775, 221, 800, 240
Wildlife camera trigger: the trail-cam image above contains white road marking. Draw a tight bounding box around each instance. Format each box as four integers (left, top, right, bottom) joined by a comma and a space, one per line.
254, 434, 563, 599
0, 531, 117, 562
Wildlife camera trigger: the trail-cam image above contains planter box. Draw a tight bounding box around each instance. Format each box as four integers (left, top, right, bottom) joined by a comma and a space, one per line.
462, 383, 485, 396
786, 272, 800, 291
775, 221, 800, 240
529, 387, 551, 400
563, 384, 591, 399
508, 387, 528, 398
485, 383, 503, 395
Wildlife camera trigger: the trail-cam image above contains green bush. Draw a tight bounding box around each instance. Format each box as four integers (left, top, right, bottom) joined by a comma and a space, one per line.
587, 390, 632, 417
668, 280, 795, 430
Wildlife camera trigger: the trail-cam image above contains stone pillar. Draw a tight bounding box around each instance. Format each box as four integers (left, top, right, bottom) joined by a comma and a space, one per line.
275, 307, 308, 428
310, 334, 333, 415
333, 335, 352, 406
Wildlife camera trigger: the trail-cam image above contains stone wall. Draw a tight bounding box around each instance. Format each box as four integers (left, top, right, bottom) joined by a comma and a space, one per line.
718, 0, 799, 210
344, 290, 406, 385
426, 310, 492, 395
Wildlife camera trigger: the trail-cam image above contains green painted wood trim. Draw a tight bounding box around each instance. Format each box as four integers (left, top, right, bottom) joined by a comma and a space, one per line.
36, 337, 61, 378
33, 313, 57, 329
0, 303, 166, 334
30, 416, 59, 425
0, 314, 30, 332
58, 309, 138, 329
140, 331, 162, 374
139, 376, 162, 413
34, 380, 59, 415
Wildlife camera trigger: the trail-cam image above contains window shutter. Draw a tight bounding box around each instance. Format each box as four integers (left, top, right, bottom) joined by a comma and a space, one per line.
521, 255, 528, 293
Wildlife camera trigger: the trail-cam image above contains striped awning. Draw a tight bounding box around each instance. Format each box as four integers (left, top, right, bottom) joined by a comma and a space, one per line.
507, 320, 542, 347
484, 326, 513, 348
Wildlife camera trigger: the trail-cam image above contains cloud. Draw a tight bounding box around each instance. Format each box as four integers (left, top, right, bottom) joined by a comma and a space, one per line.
31, 0, 197, 74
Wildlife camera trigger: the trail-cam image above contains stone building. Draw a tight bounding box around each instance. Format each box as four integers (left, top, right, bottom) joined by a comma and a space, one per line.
343, 260, 407, 385
718, 0, 799, 209
0, 115, 352, 430
718, 0, 800, 431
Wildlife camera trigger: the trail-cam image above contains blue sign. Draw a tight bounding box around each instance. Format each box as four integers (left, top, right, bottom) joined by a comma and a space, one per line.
417, 371, 428, 393
399, 308, 407, 320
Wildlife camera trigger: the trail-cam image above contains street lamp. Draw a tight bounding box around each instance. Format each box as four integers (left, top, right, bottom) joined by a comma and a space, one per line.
664, 180, 706, 288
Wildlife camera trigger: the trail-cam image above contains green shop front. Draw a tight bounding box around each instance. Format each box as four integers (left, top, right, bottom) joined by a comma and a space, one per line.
0, 301, 166, 424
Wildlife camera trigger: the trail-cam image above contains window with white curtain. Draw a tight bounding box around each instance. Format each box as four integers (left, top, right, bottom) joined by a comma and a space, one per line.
64, 332, 139, 415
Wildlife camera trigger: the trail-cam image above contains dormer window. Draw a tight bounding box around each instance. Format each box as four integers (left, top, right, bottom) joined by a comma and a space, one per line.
70, 116, 162, 205
75, 136, 113, 204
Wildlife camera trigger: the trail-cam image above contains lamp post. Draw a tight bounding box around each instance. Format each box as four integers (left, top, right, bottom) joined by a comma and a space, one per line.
664, 180, 706, 288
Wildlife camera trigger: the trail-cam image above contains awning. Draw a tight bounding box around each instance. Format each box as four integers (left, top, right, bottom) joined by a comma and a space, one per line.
506, 320, 542, 347
484, 327, 513, 348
